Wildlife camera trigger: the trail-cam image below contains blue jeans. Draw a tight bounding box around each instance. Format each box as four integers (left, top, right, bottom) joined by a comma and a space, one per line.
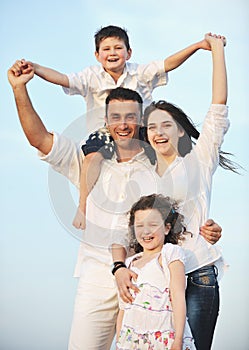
186, 265, 219, 350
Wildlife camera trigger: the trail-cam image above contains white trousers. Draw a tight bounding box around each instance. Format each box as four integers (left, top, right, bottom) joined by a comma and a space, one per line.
68, 277, 119, 350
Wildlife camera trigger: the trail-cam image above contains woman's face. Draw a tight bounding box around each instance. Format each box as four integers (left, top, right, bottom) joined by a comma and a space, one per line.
147, 109, 184, 158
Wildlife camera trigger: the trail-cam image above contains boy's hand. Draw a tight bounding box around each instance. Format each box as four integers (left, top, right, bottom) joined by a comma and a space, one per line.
205, 32, 227, 48
198, 37, 213, 51
199, 33, 226, 51
8, 60, 34, 88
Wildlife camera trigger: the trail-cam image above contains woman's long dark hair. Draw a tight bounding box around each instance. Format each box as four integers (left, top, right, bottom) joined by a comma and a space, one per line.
142, 100, 239, 173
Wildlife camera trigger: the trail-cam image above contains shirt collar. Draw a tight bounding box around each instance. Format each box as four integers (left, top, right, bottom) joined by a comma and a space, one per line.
99, 63, 136, 77
111, 148, 149, 164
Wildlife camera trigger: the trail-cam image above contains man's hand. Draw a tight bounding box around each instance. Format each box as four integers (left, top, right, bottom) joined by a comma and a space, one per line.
114, 267, 139, 303
72, 206, 86, 230
8, 59, 34, 88
200, 219, 222, 244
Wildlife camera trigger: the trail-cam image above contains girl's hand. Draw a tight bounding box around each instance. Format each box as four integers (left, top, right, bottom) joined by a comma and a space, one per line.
171, 338, 182, 350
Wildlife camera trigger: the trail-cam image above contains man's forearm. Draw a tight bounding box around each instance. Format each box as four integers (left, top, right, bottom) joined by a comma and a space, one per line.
112, 244, 127, 263
13, 84, 53, 154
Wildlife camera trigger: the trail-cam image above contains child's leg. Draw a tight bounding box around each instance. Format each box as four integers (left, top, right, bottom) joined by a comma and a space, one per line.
72, 152, 104, 229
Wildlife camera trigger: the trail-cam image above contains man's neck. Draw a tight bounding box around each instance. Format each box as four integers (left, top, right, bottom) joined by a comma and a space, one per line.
116, 141, 143, 163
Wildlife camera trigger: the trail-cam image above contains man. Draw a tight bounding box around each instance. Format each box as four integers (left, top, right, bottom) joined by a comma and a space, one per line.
8, 61, 221, 350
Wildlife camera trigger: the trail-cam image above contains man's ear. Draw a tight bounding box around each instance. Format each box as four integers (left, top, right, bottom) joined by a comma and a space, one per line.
104, 116, 108, 127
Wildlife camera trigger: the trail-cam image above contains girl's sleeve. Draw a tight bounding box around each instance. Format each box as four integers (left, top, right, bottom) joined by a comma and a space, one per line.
162, 244, 186, 268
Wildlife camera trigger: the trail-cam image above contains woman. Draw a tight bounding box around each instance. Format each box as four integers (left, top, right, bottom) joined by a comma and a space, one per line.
114, 33, 237, 350
142, 33, 234, 350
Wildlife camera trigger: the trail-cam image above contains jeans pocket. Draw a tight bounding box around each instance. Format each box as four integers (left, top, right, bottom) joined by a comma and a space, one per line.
188, 266, 218, 288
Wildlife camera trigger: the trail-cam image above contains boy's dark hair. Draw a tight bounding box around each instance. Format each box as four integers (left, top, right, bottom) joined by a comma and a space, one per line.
95, 25, 130, 52
105, 87, 143, 118
128, 194, 186, 253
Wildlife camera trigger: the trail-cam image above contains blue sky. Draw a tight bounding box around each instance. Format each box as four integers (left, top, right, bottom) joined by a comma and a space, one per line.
1, 0, 249, 349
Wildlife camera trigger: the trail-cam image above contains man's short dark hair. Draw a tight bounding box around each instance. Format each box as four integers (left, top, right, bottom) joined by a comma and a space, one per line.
105, 87, 143, 118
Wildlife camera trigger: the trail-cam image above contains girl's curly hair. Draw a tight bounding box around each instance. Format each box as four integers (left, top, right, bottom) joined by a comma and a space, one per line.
128, 194, 187, 253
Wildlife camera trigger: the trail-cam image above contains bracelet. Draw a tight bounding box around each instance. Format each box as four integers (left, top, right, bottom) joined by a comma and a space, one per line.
112, 262, 126, 275
113, 261, 124, 267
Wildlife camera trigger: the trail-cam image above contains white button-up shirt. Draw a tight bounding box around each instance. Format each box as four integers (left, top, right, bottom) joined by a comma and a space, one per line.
157, 104, 230, 275
63, 61, 167, 133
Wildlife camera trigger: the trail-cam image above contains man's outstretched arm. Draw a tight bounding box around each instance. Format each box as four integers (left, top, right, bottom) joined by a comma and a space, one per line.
8, 60, 53, 155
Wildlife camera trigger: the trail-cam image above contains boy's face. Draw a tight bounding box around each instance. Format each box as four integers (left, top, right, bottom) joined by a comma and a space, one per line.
95, 37, 132, 75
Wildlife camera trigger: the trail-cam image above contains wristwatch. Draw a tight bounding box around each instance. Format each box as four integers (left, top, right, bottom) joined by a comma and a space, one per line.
111, 261, 126, 275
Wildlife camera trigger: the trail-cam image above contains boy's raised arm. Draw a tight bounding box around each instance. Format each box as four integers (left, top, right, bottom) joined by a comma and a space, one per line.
164, 35, 211, 73
21, 59, 69, 88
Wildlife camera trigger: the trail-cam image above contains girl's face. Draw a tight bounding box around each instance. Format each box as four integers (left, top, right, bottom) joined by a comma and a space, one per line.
95, 37, 132, 76
147, 109, 184, 159
134, 208, 170, 253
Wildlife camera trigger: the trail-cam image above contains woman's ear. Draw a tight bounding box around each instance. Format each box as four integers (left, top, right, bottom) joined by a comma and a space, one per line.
165, 223, 171, 235
178, 126, 185, 138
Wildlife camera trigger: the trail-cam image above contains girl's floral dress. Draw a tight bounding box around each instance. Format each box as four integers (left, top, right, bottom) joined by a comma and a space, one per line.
117, 244, 196, 350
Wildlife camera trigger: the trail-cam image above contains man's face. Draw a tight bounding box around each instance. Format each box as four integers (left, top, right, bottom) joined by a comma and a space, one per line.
105, 99, 141, 149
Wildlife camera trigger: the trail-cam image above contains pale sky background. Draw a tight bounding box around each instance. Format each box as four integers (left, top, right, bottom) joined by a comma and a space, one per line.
1, 0, 249, 349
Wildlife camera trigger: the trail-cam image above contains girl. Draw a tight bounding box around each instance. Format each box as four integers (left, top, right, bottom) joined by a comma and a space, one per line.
116, 194, 195, 350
